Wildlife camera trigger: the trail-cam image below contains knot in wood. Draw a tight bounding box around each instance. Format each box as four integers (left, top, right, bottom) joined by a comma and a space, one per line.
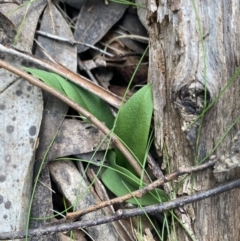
175, 82, 210, 146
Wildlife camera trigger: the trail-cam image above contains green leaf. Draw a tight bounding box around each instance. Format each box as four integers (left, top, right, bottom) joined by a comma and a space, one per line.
55, 73, 114, 128
101, 86, 165, 205
102, 151, 167, 205
22, 67, 114, 128
23, 67, 65, 94
114, 84, 153, 171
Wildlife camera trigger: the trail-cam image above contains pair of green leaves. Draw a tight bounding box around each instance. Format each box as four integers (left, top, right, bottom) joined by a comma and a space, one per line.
102, 85, 167, 205
23, 67, 167, 205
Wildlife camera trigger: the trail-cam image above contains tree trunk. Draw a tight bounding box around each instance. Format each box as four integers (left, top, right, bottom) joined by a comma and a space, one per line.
147, 1, 240, 240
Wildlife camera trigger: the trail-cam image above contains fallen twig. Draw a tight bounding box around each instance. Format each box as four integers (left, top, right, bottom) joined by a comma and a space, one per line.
67, 156, 217, 220
0, 44, 122, 108
0, 178, 239, 240
36, 30, 114, 57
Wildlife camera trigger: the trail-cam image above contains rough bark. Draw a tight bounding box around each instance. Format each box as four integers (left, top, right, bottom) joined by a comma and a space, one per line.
147, 1, 240, 240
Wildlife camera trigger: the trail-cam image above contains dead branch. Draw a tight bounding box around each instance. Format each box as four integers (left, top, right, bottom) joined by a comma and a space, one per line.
36, 30, 114, 57
67, 156, 217, 220
0, 178, 239, 240
0, 44, 121, 108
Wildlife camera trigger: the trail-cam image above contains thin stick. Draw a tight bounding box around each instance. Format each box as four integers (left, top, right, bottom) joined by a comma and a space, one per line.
0, 178, 239, 240
66, 157, 217, 220
0, 59, 148, 184
36, 30, 114, 57
0, 44, 121, 108
78, 57, 99, 84
0, 0, 20, 4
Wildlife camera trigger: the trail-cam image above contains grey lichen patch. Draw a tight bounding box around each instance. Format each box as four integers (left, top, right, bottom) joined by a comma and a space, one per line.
0, 195, 3, 204
29, 138, 35, 148
0, 175, 6, 182
27, 86, 32, 92
60, 168, 71, 185
56, 136, 63, 143
4, 201, 12, 209
29, 125, 36, 136
214, 131, 240, 183
0, 104, 6, 110
6, 125, 14, 133
0, 12, 17, 45
15, 90, 23, 96
3, 215, 8, 219
4, 155, 11, 162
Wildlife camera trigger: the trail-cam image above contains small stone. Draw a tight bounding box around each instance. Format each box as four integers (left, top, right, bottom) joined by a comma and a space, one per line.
209, 155, 216, 160
225, 158, 232, 165
233, 136, 238, 142
220, 155, 225, 162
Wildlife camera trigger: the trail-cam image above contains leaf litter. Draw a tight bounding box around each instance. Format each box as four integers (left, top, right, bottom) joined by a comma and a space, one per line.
0, 1, 166, 240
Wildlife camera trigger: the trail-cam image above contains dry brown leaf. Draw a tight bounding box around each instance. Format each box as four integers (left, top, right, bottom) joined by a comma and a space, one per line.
0, 1, 46, 234
74, 0, 128, 53
49, 160, 121, 241
46, 119, 112, 161
31, 3, 78, 239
